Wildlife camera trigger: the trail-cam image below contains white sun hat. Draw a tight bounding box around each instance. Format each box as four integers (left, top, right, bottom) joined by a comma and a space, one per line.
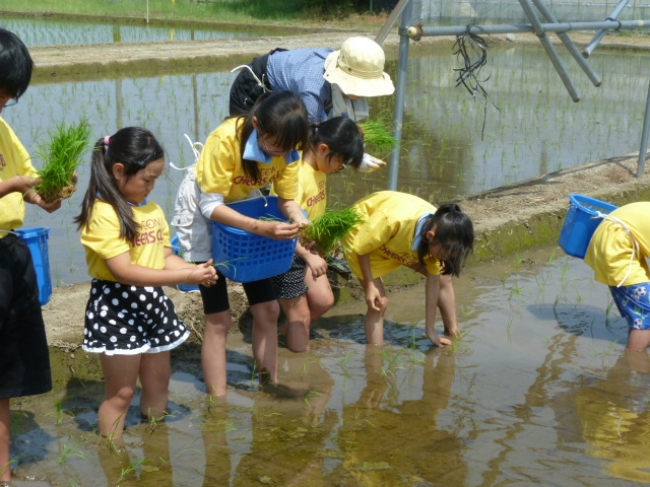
324, 36, 395, 98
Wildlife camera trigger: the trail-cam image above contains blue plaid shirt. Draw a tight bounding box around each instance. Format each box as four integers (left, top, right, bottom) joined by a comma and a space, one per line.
266, 48, 334, 123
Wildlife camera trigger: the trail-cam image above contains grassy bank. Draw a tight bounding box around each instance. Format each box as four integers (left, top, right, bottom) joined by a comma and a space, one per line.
1, 0, 389, 31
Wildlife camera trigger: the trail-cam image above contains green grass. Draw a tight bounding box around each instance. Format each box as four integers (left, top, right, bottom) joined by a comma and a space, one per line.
35, 120, 91, 203
1, 0, 386, 28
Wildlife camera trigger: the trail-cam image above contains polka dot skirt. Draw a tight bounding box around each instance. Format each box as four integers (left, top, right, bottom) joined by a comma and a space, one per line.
83, 280, 190, 355
272, 255, 309, 300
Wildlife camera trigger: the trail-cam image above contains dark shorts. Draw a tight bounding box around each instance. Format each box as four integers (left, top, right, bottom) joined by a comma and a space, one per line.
198, 268, 276, 315
272, 255, 309, 300
83, 280, 190, 355
229, 48, 286, 116
0, 233, 52, 399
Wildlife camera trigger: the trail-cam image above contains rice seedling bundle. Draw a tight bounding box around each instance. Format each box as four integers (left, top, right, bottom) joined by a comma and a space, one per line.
358, 118, 396, 151
35, 120, 91, 204
301, 205, 364, 255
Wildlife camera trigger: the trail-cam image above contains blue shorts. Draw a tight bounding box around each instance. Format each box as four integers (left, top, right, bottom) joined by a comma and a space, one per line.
609, 282, 650, 330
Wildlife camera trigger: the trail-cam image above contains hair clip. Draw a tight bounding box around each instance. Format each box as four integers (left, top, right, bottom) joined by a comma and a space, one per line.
104, 136, 111, 146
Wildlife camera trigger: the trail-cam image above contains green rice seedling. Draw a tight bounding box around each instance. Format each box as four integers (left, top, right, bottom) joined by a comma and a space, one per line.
358, 118, 396, 152
300, 205, 364, 256
35, 120, 91, 204
448, 330, 470, 352
58, 436, 85, 465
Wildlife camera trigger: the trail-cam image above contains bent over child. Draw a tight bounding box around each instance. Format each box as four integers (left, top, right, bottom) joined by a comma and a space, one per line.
343, 191, 474, 347
75, 127, 217, 438
584, 202, 650, 351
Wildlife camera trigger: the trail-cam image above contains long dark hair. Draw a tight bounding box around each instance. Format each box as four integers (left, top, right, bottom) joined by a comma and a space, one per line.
417, 203, 474, 276
0, 28, 33, 99
308, 117, 364, 169
236, 91, 309, 180
75, 127, 165, 244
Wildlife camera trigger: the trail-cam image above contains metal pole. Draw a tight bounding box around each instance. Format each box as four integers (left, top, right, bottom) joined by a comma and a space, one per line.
530, 0, 601, 87
376, 0, 412, 46
637, 79, 650, 178
388, 0, 413, 191
409, 20, 650, 37
518, 0, 581, 101
583, 0, 630, 58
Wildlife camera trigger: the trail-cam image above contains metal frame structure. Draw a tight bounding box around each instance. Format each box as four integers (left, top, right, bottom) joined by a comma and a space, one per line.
377, 0, 650, 189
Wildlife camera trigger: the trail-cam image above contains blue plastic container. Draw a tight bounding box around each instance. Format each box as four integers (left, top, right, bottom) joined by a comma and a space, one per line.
170, 235, 200, 293
558, 193, 619, 259
16, 227, 52, 306
212, 196, 297, 283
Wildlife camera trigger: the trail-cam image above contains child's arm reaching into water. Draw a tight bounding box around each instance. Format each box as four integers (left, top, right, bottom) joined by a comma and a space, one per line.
424, 273, 453, 347
105, 250, 218, 288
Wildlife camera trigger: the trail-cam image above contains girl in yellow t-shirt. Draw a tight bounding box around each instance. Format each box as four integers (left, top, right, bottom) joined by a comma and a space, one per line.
584, 202, 650, 351
173, 91, 311, 396
342, 191, 475, 347
75, 127, 217, 439
272, 117, 365, 352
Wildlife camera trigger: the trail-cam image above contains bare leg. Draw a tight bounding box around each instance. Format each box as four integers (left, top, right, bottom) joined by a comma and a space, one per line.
627, 329, 650, 351
139, 351, 171, 420
98, 354, 141, 438
202, 310, 231, 397
359, 277, 389, 346
0, 398, 10, 482
279, 295, 311, 352
279, 271, 334, 353
250, 300, 280, 384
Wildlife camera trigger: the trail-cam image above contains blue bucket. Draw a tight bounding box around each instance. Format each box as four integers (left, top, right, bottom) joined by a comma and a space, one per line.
558, 194, 618, 259
16, 227, 52, 306
212, 196, 297, 283
170, 235, 200, 293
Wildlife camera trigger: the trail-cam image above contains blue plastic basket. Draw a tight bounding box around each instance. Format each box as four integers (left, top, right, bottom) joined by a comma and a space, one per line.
212, 196, 297, 283
16, 227, 52, 306
558, 193, 618, 259
170, 235, 200, 293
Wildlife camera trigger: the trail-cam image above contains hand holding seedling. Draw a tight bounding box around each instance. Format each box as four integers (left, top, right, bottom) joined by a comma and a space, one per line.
186, 259, 218, 286
261, 220, 303, 240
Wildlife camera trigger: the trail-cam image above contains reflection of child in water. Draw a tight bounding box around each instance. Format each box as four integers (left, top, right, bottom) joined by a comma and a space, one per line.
584, 202, 650, 350
576, 350, 650, 483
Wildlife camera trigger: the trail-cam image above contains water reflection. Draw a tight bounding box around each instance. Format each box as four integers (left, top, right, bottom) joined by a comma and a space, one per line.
575, 350, 650, 483
2, 15, 259, 46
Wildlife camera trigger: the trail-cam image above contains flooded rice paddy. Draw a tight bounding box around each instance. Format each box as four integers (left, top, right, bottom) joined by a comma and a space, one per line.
9, 245, 649, 486
3, 42, 647, 285
1, 15, 262, 46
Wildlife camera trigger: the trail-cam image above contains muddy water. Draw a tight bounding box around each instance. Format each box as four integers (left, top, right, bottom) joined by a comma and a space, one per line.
8, 245, 648, 486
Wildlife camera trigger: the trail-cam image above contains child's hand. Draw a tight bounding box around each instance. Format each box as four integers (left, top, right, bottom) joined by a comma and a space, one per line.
12, 175, 40, 195
304, 253, 327, 278
263, 221, 301, 240
426, 329, 452, 347
27, 190, 62, 213
357, 153, 386, 173
187, 260, 218, 287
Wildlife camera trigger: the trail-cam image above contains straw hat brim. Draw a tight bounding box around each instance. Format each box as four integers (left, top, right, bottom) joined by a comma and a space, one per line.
323, 51, 395, 98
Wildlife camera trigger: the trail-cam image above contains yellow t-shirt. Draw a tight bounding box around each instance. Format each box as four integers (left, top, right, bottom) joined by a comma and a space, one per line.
343, 191, 442, 279
0, 117, 39, 236
271, 158, 327, 220
584, 202, 650, 286
81, 200, 171, 281
195, 117, 298, 201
